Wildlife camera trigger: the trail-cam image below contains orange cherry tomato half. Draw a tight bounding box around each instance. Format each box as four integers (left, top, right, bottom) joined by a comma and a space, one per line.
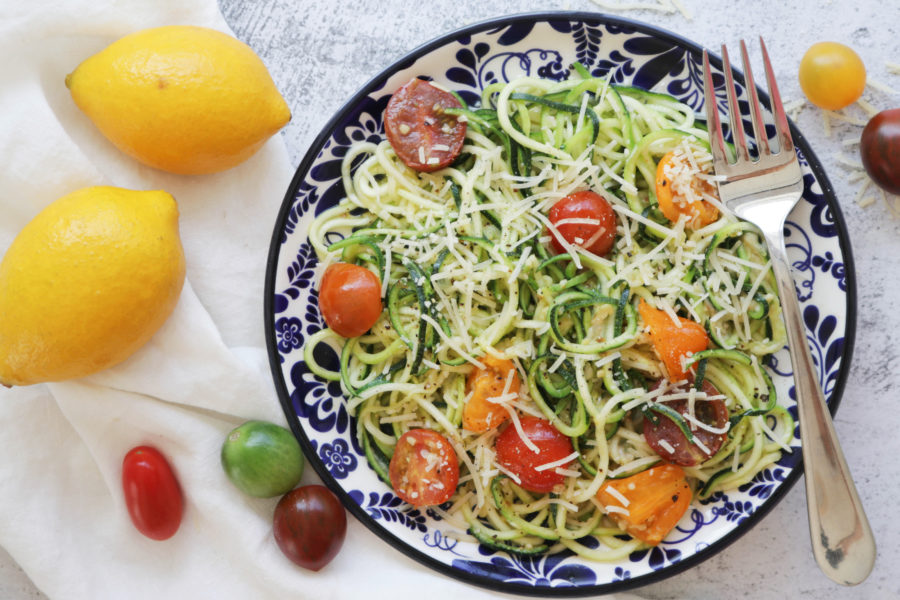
637, 299, 709, 382
798, 41, 866, 111
384, 78, 467, 172
547, 190, 617, 256
643, 379, 728, 466
388, 429, 459, 506
122, 446, 183, 541
597, 464, 692, 546
655, 150, 719, 230
319, 263, 383, 338
463, 354, 520, 432
495, 416, 574, 493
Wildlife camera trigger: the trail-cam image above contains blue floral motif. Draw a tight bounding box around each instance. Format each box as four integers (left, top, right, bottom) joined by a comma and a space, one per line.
717, 497, 755, 524
453, 545, 597, 587
280, 242, 318, 304
612, 566, 631, 582
290, 359, 348, 435
274, 316, 304, 354
423, 530, 464, 556
801, 305, 844, 396
812, 251, 846, 292
739, 468, 786, 500
629, 544, 682, 569
784, 220, 815, 302
476, 49, 566, 90
666, 506, 722, 543
319, 438, 358, 479
348, 490, 428, 532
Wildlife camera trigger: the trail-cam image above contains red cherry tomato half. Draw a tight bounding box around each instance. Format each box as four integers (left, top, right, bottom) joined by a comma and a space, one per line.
860, 108, 900, 196
547, 190, 617, 257
122, 446, 183, 541
273, 485, 347, 572
384, 78, 467, 172
319, 263, 383, 338
643, 380, 729, 467
388, 428, 459, 506
495, 417, 574, 493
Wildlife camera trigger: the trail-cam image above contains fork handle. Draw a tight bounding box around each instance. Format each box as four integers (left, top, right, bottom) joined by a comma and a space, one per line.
768, 237, 876, 585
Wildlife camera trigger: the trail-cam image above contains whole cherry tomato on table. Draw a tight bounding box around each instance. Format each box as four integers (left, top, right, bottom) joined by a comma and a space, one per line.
798, 41, 866, 111
273, 485, 347, 571
860, 108, 900, 196
319, 262, 383, 338
388, 428, 459, 506
122, 446, 183, 541
495, 416, 574, 493
547, 190, 617, 257
384, 78, 467, 172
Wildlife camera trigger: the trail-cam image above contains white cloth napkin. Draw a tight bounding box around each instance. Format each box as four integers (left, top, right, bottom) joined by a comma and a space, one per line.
0, 2, 641, 599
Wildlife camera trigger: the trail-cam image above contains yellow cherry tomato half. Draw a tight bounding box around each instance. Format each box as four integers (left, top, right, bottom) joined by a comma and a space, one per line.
798, 42, 866, 111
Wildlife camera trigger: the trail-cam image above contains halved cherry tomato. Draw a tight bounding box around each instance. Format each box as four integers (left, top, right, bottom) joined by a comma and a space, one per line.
643, 379, 729, 466
319, 263, 382, 338
122, 446, 183, 541
464, 354, 520, 432
655, 150, 719, 230
495, 417, 574, 493
273, 485, 347, 571
384, 78, 467, 172
798, 42, 866, 111
547, 190, 617, 256
860, 108, 900, 195
597, 464, 692, 546
388, 429, 459, 506
637, 299, 709, 382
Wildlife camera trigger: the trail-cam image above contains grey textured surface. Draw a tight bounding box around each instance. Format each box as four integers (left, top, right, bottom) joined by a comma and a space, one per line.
3, 0, 899, 598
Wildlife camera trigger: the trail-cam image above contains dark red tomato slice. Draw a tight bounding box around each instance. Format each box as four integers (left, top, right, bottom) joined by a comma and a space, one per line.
122, 446, 183, 541
643, 380, 729, 467
384, 78, 467, 172
860, 108, 900, 195
495, 416, 574, 493
388, 429, 459, 506
547, 190, 617, 257
273, 485, 347, 571
319, 263, 383, 338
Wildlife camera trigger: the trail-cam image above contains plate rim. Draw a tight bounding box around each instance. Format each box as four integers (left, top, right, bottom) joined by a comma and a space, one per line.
263, 10, 858, 596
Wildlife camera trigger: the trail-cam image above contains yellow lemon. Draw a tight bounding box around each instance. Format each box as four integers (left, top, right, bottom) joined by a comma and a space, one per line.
65, 26, 290, 175
0, 186, 186, 386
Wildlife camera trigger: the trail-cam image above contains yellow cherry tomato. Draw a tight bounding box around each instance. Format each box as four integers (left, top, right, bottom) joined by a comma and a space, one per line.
798, 42, 866, 111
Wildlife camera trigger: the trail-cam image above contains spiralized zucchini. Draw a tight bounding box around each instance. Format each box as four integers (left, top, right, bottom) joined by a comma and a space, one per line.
303, 65, 791, 559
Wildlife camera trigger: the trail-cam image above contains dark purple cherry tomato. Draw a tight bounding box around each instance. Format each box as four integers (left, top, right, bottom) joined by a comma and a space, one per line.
643, 380, 729, 467
860, 108, 900, 195
273, 485, 347, 571
122, 446, 184, 541
384, 78, 467, 172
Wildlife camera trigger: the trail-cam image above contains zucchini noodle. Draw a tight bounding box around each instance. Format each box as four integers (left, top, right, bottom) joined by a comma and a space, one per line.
303, 65, 790, 559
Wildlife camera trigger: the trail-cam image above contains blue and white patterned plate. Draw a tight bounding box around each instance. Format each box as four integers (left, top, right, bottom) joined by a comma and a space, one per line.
264, 12, 856, 595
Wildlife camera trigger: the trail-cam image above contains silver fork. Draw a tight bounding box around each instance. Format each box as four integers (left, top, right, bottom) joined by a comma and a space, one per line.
702, 39, 876, 585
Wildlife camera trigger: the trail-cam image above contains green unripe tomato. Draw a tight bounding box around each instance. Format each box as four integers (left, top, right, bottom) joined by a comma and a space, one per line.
221, 421, 305, 498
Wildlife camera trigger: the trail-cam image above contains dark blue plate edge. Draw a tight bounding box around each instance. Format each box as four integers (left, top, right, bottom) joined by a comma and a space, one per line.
262, 10, 858, 597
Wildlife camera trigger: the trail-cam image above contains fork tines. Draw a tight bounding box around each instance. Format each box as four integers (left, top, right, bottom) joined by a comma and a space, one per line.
702, 38, 795, 169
